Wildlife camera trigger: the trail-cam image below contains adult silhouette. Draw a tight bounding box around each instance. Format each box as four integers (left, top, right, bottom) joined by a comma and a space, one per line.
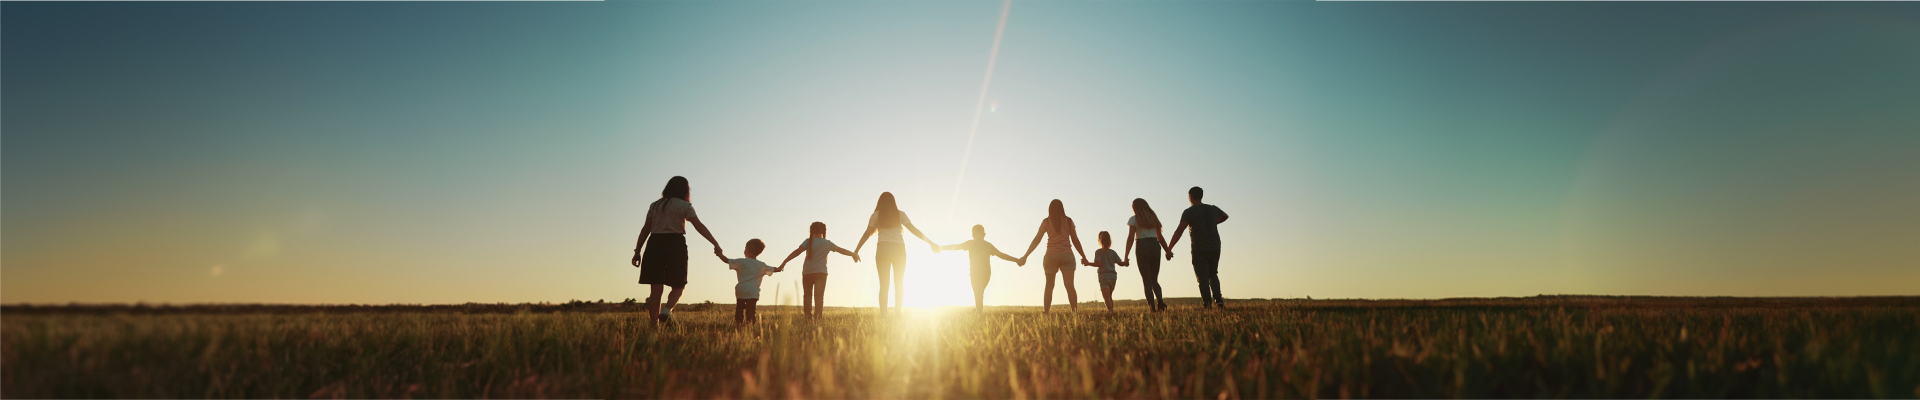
629, 176, 725, 325
852, 192, 940, 314
1169, 186, 1230, 309
1124, 198, 1174, 311
1017, 199, 1090, 313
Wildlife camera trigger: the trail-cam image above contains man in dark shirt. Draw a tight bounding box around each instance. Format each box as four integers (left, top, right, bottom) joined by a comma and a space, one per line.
1169, 186, 1230, 309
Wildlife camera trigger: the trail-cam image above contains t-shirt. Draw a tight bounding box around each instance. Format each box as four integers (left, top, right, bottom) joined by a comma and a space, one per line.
951, 239, 1006, 270
1093, 248, 1123, 276
800, 238, 843, 275
868, 211, 913, 244
1127, 216, 1159, 240
729, 258, 775, 299
643, 198, 699, 234
1180, 204, 1226, 249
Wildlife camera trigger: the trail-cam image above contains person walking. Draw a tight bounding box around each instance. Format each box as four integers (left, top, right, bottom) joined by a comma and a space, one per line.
852, 192, 941, 314
1168, 186, 1230, 309
1017, 199, 1090, 313
1124, 198, 1173, 311
630, 176, 726, 325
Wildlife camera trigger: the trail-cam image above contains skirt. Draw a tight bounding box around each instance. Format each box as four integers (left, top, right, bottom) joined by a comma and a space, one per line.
638, 233, 688, 287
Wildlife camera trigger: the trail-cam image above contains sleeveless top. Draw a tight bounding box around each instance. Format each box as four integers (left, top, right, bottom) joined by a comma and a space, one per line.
1042, 217, 1074, 254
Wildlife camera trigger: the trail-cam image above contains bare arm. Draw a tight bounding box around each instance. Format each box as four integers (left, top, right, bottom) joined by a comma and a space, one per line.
1158, 227, 1174, 257
832, 243, 861, 263
716, 253, 731, 264
1020, 220, 1047, 260
687, 215, 725, 260
1122, 227, 1137, 263
631, 208, 657, 267
1218, 209, 1229, 224
901, 217, 939, 252
853, 223, 878, 255
778, 243, 808, 269
1068, 223, 1089, 263
1168, 220, 1190, 249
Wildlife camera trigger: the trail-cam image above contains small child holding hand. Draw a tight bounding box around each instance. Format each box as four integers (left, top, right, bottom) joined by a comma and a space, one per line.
722, 239, 778, 326
1083, 231, 1129, 312
940, 224, 1023, 313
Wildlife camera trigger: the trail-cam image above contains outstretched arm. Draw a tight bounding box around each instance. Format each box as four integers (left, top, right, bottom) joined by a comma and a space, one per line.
688, 215, 725, 260
1122, 229, 1137, 263
832, 244, 861, 263
1157, 227, 1174, 257
1168, 220, 1190, 249
716, 253, 731, 264
853, 223, 878, 255
901, 218, 939, 252
1020, 220, 1047, 261
779, 243, 807, 269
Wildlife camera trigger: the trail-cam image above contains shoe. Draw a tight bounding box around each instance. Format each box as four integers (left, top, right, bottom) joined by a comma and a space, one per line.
657, 313, 675, 326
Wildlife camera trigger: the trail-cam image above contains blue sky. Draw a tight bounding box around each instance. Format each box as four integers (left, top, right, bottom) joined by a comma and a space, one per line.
5, 1, 1918, 306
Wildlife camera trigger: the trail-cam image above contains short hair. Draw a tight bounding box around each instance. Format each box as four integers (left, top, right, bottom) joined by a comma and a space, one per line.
1097, 231, 1112, 247
809, 222, 826, 238
972, 224, 986, 238
1189, 186, 1204, 201
745, 239, 765, 257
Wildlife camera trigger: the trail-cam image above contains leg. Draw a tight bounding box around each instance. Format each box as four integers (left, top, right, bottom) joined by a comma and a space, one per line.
645, 284, 665, 323
971, 268, 989, 313
876, 263, 893, 311
1101, 287, 1114, 311
664, 285, 685, 313
1061, 267, 1078, 311
812, 275, 827, 318
1042, 267, 1056, 313
891, 262, 906, 313
802, 278, 816, 319
1195, 261, 1213, 308
735, 301, 747, 325
745, 299, 758, 325
1199, 247, 1223, 308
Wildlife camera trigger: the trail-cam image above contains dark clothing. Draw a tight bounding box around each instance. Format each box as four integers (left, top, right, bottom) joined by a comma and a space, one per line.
734, 299, 759, 325
1136, 238, 1166, 309
1192, 246, 1222, 306
638, 233, 688, 287
802, 273, 828, 318
1180, 204, 1227, 249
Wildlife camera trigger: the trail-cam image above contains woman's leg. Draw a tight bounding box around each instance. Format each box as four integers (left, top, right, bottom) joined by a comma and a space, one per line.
1042, 265, 1057, 313
645, 284, 665, 323
664, 285, 685, 314
1061, 267, 1078, 311
876, 262, 893, 311
891, 261, 906, 313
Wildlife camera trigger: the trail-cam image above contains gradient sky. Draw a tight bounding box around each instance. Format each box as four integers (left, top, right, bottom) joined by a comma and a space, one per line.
5, 1, 1918, 307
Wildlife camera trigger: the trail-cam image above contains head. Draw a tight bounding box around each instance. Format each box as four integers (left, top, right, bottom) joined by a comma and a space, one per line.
1131, 198, 1161, 230
744, 239, 766, 258
661, 176, 691, 201
809, 222, 827, 238
1188, 186, 1204, 204
1047, 199, 1066, 221
1097, 231, 1112, 248
875, 192, 901, 228
972, 224, 986, 240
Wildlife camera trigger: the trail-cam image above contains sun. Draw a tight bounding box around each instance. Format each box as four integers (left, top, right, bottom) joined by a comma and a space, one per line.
903, 247, 978, 308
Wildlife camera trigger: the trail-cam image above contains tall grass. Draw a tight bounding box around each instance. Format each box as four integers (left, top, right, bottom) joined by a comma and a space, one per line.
4, 297, 1916, 398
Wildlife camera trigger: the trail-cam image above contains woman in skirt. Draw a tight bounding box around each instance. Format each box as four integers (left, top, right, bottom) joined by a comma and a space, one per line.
630, 176, 725, 325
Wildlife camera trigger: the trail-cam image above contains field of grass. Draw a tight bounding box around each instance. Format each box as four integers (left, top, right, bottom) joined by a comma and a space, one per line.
4, 296, 1917, 398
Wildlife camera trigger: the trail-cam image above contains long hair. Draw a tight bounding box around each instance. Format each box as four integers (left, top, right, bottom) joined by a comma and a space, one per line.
875, 192, 901, 229
1131, 198, 1161, 230
1047, 199, 1069, 235
661, 176, 690, 201
809, 222, 827, 238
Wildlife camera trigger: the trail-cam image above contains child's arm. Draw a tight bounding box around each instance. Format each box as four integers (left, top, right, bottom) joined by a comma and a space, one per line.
779, 242, 808, 270
833, 244, 862, 263
940, 243, 967, 252
717, 253, 732, 265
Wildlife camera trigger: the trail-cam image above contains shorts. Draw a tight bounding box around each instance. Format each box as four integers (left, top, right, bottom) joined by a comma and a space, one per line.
1098, 273, 1118, 291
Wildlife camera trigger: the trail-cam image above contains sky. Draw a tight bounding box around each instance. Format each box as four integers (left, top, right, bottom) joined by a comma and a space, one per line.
5, 1, 1918, 307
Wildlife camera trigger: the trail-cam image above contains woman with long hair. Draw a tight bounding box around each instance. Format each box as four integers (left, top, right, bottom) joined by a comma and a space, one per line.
1124, 198, 1174, 311
852, 192, 941, 314
1017, 199, 1090, 313
629, 176, 726, 326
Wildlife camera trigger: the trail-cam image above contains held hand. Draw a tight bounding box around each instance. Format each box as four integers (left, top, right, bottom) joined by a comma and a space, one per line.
1080, 258, 1091, 266
931, 243, 942, 253
1166, 251, 1175, 261
852, 254, 863, 263
714, 247, 727, 259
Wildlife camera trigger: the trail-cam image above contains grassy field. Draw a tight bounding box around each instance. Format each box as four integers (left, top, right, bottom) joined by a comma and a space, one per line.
4, 296, 1917, 398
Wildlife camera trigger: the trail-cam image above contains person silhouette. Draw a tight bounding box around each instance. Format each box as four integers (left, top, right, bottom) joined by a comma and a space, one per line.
852, 192, 941, 314
1124, 198, 1173, 311
1017, 199, 1090, 313
1168, 186, 1230, 309
629, 176, 726, 325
